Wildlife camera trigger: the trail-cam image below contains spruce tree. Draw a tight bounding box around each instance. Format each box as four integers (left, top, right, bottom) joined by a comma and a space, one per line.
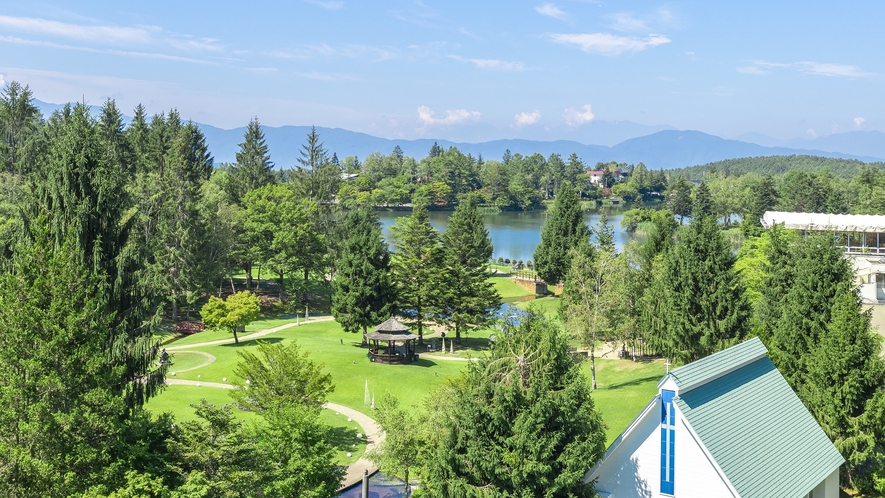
0, 81, 42, 173
768, 234, 853, 387
593, 212, 615, 252
439, 195, 501, 343
391, 204, 442, 344
419, 309, 607, 496
331, 207, 397, 344
801, 285, 885, 490
228, 117, 274, 203
651, 196, 749, 363
533, 181, 587, 285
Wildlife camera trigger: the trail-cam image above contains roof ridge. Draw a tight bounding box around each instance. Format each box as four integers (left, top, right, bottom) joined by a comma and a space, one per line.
666, 337, 767, 393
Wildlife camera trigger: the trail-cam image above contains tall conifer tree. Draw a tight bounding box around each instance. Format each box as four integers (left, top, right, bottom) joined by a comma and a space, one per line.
228, 117, 274, 203
648, 194, 749, 363
332, 207, 397, 344
391, 203, 442, 344
439, 195, 501, 343
533, 181, 587, 285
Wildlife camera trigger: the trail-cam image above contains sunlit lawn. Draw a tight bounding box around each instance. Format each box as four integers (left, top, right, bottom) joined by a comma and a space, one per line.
492, 276, 536, 302
148, 385, 367, 465
150, 313, 664, 451
585, 358, 666, 445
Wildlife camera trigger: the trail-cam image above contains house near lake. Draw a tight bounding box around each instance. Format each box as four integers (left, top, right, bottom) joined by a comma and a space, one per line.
584, 338, 843, 498
762, 211, 885, 303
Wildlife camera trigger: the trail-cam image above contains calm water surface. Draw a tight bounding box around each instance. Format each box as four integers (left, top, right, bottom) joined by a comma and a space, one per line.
377, 208, 636, 262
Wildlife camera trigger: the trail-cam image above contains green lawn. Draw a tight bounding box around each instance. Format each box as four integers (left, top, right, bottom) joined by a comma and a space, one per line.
148, 385, 367, 465
492, 276, 536, 302
585, 358, 665, 445
150, 313, 664, 451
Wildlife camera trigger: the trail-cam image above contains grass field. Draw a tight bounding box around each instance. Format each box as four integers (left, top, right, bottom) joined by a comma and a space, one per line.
149, 314, 666, 449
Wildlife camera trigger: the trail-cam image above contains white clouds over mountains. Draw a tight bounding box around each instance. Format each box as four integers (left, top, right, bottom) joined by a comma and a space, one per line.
513, 110, 542, 128
563, 105, 594, 126
417, 105, 481, 127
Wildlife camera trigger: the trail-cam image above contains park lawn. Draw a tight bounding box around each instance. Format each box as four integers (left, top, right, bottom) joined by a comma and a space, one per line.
492, 276, 535, 302
517, 295, 560, 319
586, 358, 665, 445
165, 316, 303, 347
166, 351, 212, 372
159, 320, 468, 414
147, 385, 367, 466
152, 314, 667, 451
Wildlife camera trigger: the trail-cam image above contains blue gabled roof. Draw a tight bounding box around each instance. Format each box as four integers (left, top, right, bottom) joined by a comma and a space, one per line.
673, 346, 844, 498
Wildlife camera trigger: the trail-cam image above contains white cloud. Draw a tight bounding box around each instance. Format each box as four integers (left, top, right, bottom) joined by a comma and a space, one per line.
737, 65, 766, 75
563, 104, 594, 126
536, 3, 567, 20
309, 43, 400, 61
855, 117, 866, 128
807, 128, 818, 139
448, 55, 527, 72
0, 35, 217, 64
0, 15, 156, 44
754, 60, 873, 78
608, 12, 647, 32
304, 0, 344, 9
513, 110, 541, 128
417, 105, 481, 126
550, 33, 670, 56
0, 74, 5, 88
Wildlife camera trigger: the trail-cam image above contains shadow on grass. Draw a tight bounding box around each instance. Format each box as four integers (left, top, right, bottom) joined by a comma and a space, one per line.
601, 375, 662, 391
326, 425, 364, 454
221, 337, 284, 348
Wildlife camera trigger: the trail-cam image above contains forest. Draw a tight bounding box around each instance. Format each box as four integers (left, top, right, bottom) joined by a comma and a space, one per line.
3, 80, 885, 496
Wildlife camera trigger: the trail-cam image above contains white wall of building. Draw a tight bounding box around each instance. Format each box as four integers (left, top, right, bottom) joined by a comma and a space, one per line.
591, 400, 735, 498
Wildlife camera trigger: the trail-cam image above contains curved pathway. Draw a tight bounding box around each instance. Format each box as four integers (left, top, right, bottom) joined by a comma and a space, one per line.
168, 351, 215, 373
164, 378, 384, 491
166, 316, 336, 351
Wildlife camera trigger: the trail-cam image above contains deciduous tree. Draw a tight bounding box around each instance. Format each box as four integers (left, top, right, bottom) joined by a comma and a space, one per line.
201, 290, 261, 345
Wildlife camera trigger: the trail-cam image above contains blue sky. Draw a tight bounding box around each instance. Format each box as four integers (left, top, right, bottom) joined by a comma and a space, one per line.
0, 1, 882, 143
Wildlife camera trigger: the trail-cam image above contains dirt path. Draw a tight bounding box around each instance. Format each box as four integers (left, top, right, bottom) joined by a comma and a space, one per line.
164, 378, 384, 491
166, 316, 336, 351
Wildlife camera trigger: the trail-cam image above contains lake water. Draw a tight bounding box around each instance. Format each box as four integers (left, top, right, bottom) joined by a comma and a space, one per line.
377, 208, 635, 263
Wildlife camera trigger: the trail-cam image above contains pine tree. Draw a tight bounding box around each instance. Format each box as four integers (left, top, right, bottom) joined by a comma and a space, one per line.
439, 195, 501, 343
669, 177, 693, 225
533, 181, 587, 285
331, 207, 397, 344
228, 117, 274, 203
391, 204, 443, 344
0, 81, 42, 173
593, 212, 615, 252
650, 200, 750, 363
419, 310, 607, 496
801, 285, 885, 490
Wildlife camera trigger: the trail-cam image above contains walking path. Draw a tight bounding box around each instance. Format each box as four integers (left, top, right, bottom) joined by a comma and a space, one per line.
168, 351, 215, 372
165, 378, 384, 492
166, 316, 336, 351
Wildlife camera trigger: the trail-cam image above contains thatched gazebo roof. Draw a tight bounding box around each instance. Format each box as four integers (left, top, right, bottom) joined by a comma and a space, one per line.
366, 317, 417, 342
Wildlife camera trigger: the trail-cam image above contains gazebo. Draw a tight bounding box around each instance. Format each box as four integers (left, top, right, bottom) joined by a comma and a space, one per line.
366, 318, 419, 364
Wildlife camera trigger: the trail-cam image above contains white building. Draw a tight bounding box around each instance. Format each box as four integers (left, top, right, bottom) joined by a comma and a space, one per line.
585, 338, 843, 498
761, 211, 885, 303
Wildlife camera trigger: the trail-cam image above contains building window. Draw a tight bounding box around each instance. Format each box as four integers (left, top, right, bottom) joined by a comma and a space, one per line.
661, 390, 676, 495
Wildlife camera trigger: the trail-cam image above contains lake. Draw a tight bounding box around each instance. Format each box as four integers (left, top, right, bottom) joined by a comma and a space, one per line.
377, 207, 636, 263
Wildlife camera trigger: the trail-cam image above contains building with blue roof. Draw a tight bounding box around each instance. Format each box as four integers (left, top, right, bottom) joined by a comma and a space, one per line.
584, 337, 844, 498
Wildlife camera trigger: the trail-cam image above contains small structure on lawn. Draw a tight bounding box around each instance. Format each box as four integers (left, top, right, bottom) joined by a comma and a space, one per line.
366, 318, 419, 364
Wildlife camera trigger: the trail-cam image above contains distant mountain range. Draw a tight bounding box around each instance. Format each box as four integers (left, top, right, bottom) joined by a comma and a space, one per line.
34, 100, 885, 170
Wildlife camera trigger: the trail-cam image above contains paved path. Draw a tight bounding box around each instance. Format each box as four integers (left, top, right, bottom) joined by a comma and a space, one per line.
166, 316, 336, 351
168, 351, 215, 373
164, 378, 384, 491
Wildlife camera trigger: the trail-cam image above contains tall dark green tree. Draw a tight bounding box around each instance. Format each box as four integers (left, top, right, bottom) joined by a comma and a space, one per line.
439, 195, 501, 343
0, 81, 42, 173
647, 196, 750, 363
331, 206, 397, 345
227, 117, 275, 203
294, 126, 340, 205
391, 203, 442, 344
418, 309, 607, 496
533, 181, 587, 285
593, 212, 615, 252
669, 177, 693, 225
